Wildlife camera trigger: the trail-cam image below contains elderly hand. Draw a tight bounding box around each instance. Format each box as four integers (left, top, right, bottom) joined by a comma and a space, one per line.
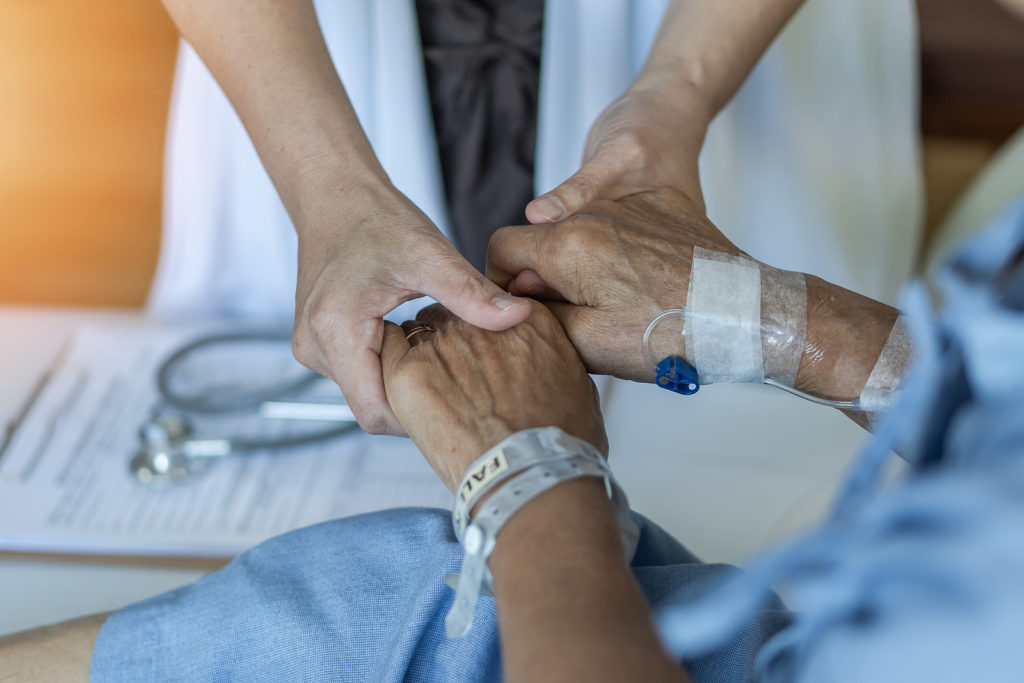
379, 301, 606, 492
292, 183, 532, 436
492, 188, 745, 382
490, 187, 902, 407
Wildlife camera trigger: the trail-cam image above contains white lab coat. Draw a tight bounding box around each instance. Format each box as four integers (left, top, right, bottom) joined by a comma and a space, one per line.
149, 0, 921, 320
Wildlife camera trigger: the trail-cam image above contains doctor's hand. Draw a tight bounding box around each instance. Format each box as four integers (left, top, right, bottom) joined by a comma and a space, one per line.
379, 301, 606, 491
491, 188, 745, 383
292, 185, 531, 436
525, 77, 708, 225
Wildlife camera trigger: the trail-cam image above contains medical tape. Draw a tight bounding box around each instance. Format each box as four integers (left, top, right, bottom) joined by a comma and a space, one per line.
685, 248, 764, 383
661, 248, 910, 412
446, 454, 608, 638
760, 267, 808, 387
685, 248, 806, 385
452, 427, 592, 543
858, 315, 912, 412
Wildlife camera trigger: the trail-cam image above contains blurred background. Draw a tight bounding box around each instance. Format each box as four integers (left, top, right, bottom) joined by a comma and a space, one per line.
1, 0, 1023, 307
0, 2, 176, 307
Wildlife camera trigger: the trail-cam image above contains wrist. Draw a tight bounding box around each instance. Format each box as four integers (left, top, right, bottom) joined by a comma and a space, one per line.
631, 60, 714, 135
797, 276, 901, 401
642, 260, 902, 403
445, 428, 636, 638
489, 478, 626, 588
289, 153, 394, 238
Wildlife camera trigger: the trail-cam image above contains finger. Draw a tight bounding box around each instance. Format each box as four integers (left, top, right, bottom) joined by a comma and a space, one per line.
525, 154, 618, 223
486, 223, 552, 289
487, 224, 586, 302
325, 319, 406, 436
418, 252, 531, 332
400, 319, 436, 347
544, 301, 590, 337
380, 321, 412, 386
509, 269, 566, 302
544, 301, 605, 374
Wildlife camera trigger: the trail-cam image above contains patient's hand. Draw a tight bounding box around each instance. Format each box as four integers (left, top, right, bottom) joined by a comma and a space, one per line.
490, 188, 744, 382
379, 301, 606, 491
488, 187, 901, 407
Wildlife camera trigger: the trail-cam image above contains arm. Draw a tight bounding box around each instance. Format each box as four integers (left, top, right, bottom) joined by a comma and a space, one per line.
641, 0, 807, 121
159, 1, 530, 434
381, 302, 690, 682
490, 479, 689, 683
526, 0, 805, 221
0, 613, 109, 682
491, 188, 907, 426
159, 1, 383, 215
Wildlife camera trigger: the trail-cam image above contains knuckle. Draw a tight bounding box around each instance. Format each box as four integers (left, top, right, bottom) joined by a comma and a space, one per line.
290, 331, 314, 367
306, 303, 342, 347
357, 411, 391, 436
557, 221, 597, 255
488, 225, 512, 253
290, 328, 327, 376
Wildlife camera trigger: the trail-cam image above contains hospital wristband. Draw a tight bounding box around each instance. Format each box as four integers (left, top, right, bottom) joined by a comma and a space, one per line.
452, 426, 598, 543
445, 428, 639, 639
446, 454, 607, 638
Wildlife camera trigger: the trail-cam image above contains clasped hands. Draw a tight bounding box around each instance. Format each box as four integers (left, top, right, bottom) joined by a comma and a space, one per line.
380, 188, 727, 488
383, 187, 901, 487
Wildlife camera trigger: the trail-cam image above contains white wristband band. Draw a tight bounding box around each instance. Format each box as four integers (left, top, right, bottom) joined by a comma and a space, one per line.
445, 428, 639, 639
446, 454, 609, 638
452, 427, 601, 543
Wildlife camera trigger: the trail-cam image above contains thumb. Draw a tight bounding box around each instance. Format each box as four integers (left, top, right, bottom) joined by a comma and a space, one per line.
421, 253, 531, 332
526, 155, 617, 224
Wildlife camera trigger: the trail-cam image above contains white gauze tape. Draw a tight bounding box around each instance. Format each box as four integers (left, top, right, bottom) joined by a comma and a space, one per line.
685, 247, 765, 384
859, 315, 912, 412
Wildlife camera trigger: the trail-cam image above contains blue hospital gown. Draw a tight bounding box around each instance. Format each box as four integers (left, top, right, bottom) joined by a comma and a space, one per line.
92, 198, 1024, 682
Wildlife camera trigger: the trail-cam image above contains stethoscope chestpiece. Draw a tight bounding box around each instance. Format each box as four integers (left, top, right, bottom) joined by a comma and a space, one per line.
130, 412, 209, 486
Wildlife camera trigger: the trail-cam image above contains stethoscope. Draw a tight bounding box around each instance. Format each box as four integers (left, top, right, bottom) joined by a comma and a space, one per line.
131, 333, 361, 486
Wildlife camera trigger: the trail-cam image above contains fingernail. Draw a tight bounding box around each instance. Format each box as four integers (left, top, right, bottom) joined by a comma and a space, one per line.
492, 294, 528, 311
531, 195, 566, 222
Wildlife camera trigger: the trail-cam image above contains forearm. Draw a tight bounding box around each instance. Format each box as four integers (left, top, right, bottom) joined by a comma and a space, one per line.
644, 260, 906, 424
490, 479, 690, 683
637, 0, 806, 121
798, 277, 902, 401
797, 277, 905, 428
0, 612, 109, 682
160, 0, 390, 231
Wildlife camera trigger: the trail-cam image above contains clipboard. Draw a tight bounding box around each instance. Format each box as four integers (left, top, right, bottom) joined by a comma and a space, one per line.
0, 322, 453, 563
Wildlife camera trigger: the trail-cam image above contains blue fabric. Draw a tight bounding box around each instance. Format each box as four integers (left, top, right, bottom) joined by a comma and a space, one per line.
659, 197, 1024, 681
91, 509, 789, 682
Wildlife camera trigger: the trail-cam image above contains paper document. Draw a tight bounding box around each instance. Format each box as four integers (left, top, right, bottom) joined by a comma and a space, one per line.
0, 322, 453, 558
